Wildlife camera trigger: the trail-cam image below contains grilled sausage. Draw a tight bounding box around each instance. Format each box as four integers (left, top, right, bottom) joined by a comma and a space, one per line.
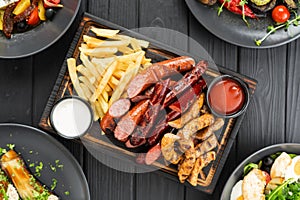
108, 98, 131, 118
127, 56, 195, 99
100, 113, 116, 134
3, 3, 16, 39
114, 100, 150, 142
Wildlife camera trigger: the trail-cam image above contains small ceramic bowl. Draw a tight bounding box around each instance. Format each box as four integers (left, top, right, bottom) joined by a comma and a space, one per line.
206, 75, 250, 118
50, 96, 93, 139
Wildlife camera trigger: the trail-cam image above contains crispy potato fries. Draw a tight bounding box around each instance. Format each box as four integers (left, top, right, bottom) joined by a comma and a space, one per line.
67, 27, 151, 121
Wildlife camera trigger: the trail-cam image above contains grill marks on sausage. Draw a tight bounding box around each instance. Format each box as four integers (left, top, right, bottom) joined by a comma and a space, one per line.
3, 3, 16, 39
14, 5, 36, 23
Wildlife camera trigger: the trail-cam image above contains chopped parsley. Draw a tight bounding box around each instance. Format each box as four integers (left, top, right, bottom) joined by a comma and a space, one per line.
51, 178, 58, 191
6, 144, 15, 150
35, 162, 43, 177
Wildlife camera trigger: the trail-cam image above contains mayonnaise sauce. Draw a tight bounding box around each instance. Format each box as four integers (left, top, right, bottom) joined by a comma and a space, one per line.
51, 97, 93, 138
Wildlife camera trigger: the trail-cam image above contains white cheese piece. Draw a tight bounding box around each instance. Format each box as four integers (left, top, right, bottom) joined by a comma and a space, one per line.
48, 194, 59, 200
0, 0, 19, 9
6, 184, 20, 200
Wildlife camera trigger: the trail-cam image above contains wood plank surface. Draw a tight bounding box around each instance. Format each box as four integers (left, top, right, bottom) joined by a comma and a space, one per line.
0, 59, 33, 125
237, 47, 287, 161
286, 40, 300, 143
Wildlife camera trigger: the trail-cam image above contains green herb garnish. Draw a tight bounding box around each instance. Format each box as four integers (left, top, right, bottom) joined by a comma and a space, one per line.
51, 178, 58, 191
243, 163, 258, 177
255, 12, 300, 46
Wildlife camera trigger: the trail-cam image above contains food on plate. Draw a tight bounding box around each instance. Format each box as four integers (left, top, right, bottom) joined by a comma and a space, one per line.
199, 0, 300, 46
0, 169, 19, 200
1, 148, 59, 200
67, 27, 151, 121
0, 0, 63, 39
99, 54, 225, 186
230, 152, 300, 200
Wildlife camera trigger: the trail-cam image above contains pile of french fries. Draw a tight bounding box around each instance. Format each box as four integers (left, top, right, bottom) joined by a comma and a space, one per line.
67, 27, 152, 121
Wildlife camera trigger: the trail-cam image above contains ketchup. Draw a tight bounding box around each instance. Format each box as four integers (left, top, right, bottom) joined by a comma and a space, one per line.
208, 78, 245, 115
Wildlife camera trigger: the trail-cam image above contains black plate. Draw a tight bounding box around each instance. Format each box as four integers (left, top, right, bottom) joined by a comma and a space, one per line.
221, 143, 300, 199
0, 123, 90, 200
0, 0, 81, 59
185, 0, 300, 48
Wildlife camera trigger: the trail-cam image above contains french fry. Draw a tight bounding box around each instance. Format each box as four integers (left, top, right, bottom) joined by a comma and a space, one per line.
80, 53, 100, 77
68, 28, 152, 121
94, 101, 104, 118
80, 83, 92, 99
109, 76, 119, 86
98, 96, 109, 114
108, 51, 144, 106
76, 64, 96, 84
67, 58, 87, 100
79, 47, 118, 57
113, 70, 125, 79
112, 35, 149, 48
118, 46, 134, 54
90, 103, 99, 121
79, 76, 96, 93
130, 38, 142, 52
102, 90, 109, 102
90, 27, 120, 38
91, 61, 118, 102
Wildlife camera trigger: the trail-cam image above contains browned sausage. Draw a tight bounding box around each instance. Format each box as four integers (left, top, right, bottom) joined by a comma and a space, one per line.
3, 3, 17, 39
127, 56, 195, 99
152, 56, 195, 72
100, 113, 116, 134
108, 98, 131, 118
145, 143, 161, 165
114, 100, 150, 142
164, 60, 208, 106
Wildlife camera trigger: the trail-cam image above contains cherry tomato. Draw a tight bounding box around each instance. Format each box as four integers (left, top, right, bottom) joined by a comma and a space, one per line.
272, 5, 290, 23
262, 171, 271, 185
27, 7, 40, 26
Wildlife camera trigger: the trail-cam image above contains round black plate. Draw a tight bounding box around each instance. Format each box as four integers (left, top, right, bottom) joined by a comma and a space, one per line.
185, 0, 300, 48
221, 143, 300, 200
0, 123, 90, 200
0, 0, 81, 59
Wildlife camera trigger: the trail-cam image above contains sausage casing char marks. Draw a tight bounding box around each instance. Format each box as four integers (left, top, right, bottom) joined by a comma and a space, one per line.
127, 56, 195, 99
3, 3, 16, 39
100, 57, 222, 181
114, 99, 150, 142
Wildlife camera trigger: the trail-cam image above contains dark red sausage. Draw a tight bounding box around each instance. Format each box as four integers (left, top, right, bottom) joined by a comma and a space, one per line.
109, 98, 131, 118
114, 100, 150, 142
145, 143, 161, 165
127, 65, 177, 99
3, 3, 17, 39
164, 60, 208, 106
147, 119, 170, 146
127, 56, 195, 99
153, 56, 195, 72
100, 113, 116, 134
169, 78, 206, 113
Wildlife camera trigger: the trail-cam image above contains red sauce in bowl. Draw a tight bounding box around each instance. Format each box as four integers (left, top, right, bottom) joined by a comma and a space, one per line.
208, 78, 245, 115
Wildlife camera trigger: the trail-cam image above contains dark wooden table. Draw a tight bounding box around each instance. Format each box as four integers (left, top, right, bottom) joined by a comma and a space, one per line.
1, 0, 299, 199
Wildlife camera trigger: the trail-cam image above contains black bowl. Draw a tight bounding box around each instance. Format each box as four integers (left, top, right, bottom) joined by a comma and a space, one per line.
0, 0, 81, 59
206, 75, 250, 118
221, 143, 300, 200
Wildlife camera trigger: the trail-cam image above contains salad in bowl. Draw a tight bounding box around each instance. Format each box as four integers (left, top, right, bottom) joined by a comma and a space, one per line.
221, 143, 300, 200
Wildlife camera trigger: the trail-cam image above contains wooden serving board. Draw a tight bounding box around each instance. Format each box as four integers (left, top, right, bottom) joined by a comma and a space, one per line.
39, 13, 257, 194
